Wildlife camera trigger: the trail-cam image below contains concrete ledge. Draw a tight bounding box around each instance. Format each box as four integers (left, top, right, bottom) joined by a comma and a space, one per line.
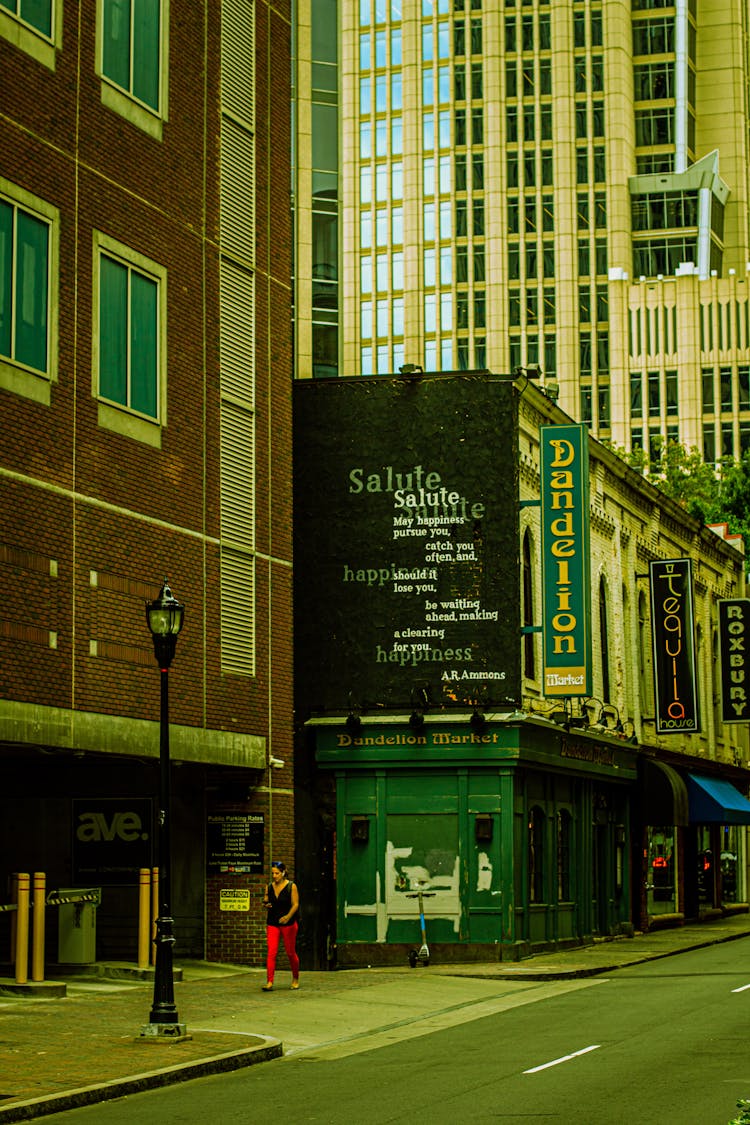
50, 962, 183, 982
335, 939, 596, 968
0, 978, 66, 998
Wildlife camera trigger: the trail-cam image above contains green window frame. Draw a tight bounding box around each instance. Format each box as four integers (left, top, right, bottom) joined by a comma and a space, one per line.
98, 0, 168, 137
1, 0, 52, 37
0, 197, 49, 373
102, 0, 160, 109
0, 181, 58, 404
93, 231, 167, 443
0, 0, 61, 69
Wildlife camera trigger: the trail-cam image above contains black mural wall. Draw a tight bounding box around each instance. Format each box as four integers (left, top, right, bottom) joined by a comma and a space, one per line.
293, 373, 522, 716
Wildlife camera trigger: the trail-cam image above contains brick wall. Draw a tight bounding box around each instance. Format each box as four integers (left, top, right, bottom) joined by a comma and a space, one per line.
0, 0, 294, 966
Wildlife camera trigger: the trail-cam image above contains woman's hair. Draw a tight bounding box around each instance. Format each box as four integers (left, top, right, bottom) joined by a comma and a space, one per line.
271, 860, 286, 873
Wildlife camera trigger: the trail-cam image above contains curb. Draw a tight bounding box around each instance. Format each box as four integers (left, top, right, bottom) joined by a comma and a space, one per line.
439, 927, 750, 982
0, 1037, 282, 1124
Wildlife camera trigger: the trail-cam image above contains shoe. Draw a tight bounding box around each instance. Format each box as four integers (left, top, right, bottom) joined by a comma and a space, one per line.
291, 980, 300, 990
262, 983, 273, 991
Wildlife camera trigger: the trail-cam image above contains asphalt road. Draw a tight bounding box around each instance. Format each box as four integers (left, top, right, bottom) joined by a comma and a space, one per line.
42, 942, 750, 1125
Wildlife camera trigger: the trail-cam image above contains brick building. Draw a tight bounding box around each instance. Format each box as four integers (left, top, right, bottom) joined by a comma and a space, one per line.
294, 372, 750, 966
0, 0, 293, 966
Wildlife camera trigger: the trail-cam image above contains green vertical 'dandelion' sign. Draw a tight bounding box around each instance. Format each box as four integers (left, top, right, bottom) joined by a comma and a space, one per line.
540, 424, 592, 698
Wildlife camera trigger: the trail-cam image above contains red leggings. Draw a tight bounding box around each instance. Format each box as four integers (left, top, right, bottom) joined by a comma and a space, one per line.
266, 923, 299, 983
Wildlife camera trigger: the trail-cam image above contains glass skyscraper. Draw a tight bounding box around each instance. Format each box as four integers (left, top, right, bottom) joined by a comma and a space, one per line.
295, 0, 750, 462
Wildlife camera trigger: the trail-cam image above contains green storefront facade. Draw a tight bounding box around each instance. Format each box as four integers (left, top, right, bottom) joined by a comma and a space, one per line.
312, 714, 638, 965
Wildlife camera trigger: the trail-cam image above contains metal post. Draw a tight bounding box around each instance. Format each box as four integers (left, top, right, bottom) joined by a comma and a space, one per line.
141, 577, 187, 1039
31, 872, 45, 982
15, 873, 29, 986
140, 666, 188, 1038
137, 868, 150, 971
9, 873, 17, 964
150, 867, 158, 966
140, 661, 187, 1039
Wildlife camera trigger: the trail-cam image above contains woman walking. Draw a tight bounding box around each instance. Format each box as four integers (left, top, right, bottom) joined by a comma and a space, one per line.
262, 861, 300, 991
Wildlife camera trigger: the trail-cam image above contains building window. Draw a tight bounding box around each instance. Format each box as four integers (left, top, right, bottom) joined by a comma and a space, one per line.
632, 17, 674, 57
2, 0, 52, 35
522, 529, 535, 680
631, 371, 643, 417
0, 195, 50, 375
648, 369, 660, 416
94, 232, 166, 442
99, 0, 167, 135
529, 806, 545, 904
599, 576, 611, 701
633, 61, 674, 101
637, 589, 650, 713
0, 182, 59, 404
557, 810, 572, 902
0, 0, 59, 68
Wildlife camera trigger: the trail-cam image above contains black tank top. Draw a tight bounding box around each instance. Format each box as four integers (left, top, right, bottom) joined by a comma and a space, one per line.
267, 881, 295, 927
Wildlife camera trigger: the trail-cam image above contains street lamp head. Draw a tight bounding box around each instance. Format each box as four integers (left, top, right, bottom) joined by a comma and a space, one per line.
146, 578, 185, 669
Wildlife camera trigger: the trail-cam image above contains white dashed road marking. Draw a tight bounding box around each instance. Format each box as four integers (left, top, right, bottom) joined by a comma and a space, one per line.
524, 1044, 601, 1074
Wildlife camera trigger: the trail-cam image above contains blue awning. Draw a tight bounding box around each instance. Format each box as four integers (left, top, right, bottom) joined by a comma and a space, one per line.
687, 774, 750, 825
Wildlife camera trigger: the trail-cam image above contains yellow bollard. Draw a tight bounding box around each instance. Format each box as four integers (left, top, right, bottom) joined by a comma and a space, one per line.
31, 872, 45, 982
138, 868, 151, 970
150, 867, 159, 966
9, 873, 17, 964
15, 873, 30, 986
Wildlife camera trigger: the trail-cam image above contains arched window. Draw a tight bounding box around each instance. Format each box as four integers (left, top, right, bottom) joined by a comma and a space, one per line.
712, 627, 721, 735
529, 806, 546, 903
599, 576, 611, 701
638, 589, 651, 714
557, 809, 572, 901
522, 529, 535, 680
622, 581, 630, 712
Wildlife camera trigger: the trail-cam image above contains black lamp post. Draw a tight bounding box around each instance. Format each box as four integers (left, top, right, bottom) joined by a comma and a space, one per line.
141, 578, 187, 1039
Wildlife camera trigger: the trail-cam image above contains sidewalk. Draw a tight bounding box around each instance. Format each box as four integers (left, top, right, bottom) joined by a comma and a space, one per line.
2, 913, 750, 1123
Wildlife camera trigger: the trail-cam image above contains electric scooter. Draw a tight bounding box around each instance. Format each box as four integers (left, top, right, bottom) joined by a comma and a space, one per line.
406, 885, 435, 967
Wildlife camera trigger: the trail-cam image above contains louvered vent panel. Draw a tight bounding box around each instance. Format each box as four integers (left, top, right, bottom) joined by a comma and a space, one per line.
220, 260, 255, 406
220, 547, 255, 675
220, 399, 255, 549
220, 118, 255, 266
221, 0, 255, 128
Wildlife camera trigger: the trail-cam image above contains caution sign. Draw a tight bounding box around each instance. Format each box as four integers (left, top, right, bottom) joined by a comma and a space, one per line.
219, 888, 250, 912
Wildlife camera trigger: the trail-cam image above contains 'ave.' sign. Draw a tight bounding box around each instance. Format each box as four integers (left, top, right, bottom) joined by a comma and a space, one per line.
75, 810, 148, 842
72, 799, 152, 885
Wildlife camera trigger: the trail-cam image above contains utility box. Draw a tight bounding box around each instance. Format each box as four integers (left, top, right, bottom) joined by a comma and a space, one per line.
57, 889, 100, 964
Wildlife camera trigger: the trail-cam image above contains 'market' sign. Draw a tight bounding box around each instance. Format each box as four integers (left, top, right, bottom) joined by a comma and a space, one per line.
540, 424, 592, 697
293, 374, 522, 713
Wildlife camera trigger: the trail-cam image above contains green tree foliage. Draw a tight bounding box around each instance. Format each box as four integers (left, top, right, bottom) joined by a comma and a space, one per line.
606, 439, 750, 562
716, 449, 750, 549
654, 440, 722, 523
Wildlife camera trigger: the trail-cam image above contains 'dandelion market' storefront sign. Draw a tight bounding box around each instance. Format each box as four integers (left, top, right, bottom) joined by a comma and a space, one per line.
649, 558, 701, 734
540, 424, 592, 697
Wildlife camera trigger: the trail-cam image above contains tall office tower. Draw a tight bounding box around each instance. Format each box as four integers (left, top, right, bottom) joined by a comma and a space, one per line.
295, 0, 750, 462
